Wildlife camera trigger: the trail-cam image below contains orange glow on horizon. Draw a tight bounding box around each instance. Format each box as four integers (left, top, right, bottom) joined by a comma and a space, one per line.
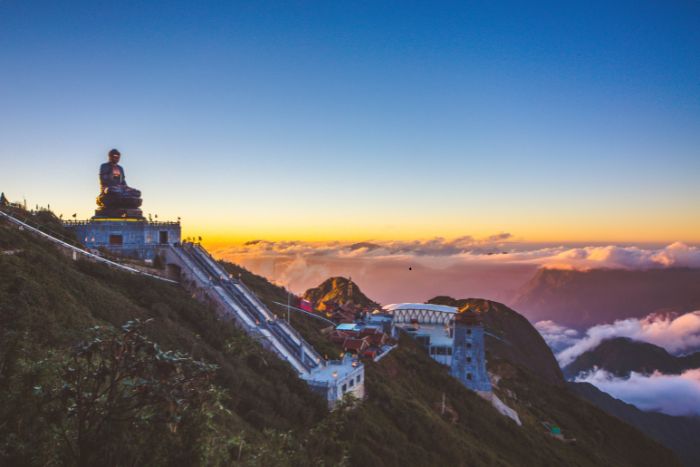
189, 221, 700, 250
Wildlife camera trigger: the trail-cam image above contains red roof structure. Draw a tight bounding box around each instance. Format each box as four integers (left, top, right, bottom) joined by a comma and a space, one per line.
342, 337, 369, 353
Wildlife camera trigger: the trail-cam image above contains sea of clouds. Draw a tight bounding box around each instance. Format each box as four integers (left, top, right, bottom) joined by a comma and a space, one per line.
575, 368, 700, 417
536, 311, 700, 417
212, 238, 700, 303
536, 311, 700, 367
215, 238, 700, 270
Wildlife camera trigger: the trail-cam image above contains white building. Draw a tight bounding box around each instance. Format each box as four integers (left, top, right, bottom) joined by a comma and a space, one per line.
383, 303, 458, 366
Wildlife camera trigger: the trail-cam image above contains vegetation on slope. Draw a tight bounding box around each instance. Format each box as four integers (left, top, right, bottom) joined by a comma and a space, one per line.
0, 211, 340, 465
0, 207, 681, 466
330, 334, 678, 467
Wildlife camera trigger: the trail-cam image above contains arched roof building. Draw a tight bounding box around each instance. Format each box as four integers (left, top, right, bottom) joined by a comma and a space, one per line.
382, 303, 457, 325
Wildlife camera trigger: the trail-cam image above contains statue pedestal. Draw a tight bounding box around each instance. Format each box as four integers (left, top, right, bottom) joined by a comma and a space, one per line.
93, 207, 144, 219
95, 190, 144, 219
64, 218, 181, 260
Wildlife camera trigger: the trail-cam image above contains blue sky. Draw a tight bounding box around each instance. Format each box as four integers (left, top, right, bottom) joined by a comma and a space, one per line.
1, 1, 699, 242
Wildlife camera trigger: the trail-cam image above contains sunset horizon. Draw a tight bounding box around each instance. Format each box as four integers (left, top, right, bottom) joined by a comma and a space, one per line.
2, 2, 700, 466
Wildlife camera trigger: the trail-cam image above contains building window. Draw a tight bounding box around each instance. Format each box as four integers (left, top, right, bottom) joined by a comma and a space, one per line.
467, 343, 472, 348
349, 379, 354, 387
467, 329, 472, 335
342, 384, 347, 393
447, 347, 452, 356
467, 357, 472, 363
357, 375, 361, 383
159, 231, 169, 244
109, 234, 123, 245
467, 373, 472, 380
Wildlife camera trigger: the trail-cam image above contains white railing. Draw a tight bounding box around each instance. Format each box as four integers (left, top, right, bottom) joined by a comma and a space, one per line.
0, 209, 176, 284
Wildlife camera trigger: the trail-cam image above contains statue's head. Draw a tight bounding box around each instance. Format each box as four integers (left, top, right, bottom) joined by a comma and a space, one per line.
108, 148, 121, 164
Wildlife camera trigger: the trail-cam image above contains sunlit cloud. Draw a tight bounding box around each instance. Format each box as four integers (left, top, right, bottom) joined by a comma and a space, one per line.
575, 368, 700, 417
534, 320, 581, 353
211, 234, 535, 303
212, 239, 700, 302
215, 239, 700, 270
537, 242, 700, 270
538, 311, 700, 367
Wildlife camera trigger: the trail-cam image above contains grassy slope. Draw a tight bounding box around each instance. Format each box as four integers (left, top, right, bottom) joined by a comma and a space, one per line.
0, 212, 680, 466
0, 216, 327, 442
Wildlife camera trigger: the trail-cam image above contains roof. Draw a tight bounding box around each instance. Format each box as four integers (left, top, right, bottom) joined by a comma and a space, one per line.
343, 337, 368, 351
382, 303, 458, 314
303, 354, 362, 385
367, 333, 387, 345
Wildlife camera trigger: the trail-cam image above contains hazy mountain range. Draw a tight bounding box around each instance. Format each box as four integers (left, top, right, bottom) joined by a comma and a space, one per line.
513, 267, 700, 328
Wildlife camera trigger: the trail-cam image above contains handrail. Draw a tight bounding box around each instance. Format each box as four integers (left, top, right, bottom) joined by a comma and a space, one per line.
272, 302, 336, 326
62, 219, 180, 227
0, 209, 177, 284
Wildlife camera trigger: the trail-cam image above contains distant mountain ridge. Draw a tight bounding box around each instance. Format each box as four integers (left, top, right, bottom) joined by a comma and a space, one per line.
513, 267, 700, 328
563, 337, 700, 379
570, 382, 700, 467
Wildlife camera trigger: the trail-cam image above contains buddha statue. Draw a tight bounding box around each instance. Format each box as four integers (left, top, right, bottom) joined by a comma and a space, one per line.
94, 149, 144, 219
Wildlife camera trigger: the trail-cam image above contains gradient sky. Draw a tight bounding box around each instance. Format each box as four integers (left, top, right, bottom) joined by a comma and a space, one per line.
1, 1, 699, 244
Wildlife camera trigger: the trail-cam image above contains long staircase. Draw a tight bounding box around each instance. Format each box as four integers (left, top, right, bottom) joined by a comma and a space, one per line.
1, 207, 363, 406
170, 242, 324, 375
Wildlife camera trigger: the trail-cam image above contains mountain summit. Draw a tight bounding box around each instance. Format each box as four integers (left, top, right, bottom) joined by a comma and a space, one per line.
563, 337, 700, 379
303, 276, 378, 311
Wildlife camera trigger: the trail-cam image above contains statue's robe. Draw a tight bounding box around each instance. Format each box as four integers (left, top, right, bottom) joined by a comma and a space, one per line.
99, 162, 126, 191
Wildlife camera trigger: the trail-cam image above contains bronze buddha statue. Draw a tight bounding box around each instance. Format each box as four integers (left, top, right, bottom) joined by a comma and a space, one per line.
95, 149, 144, 219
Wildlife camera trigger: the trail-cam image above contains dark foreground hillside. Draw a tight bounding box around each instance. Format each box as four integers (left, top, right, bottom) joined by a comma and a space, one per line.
0, 211, 680, 466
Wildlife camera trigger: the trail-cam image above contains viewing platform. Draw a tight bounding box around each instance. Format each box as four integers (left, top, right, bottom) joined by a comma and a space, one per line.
63, 218, 181, 260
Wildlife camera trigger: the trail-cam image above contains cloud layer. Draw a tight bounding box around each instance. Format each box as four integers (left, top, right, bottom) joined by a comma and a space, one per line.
534, 320, 581, 354
211, 238, 700, 304
537, 242, 700, 270
217, 239, 700, 269
575, 368, 700, 417
544, 311, 700, 366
